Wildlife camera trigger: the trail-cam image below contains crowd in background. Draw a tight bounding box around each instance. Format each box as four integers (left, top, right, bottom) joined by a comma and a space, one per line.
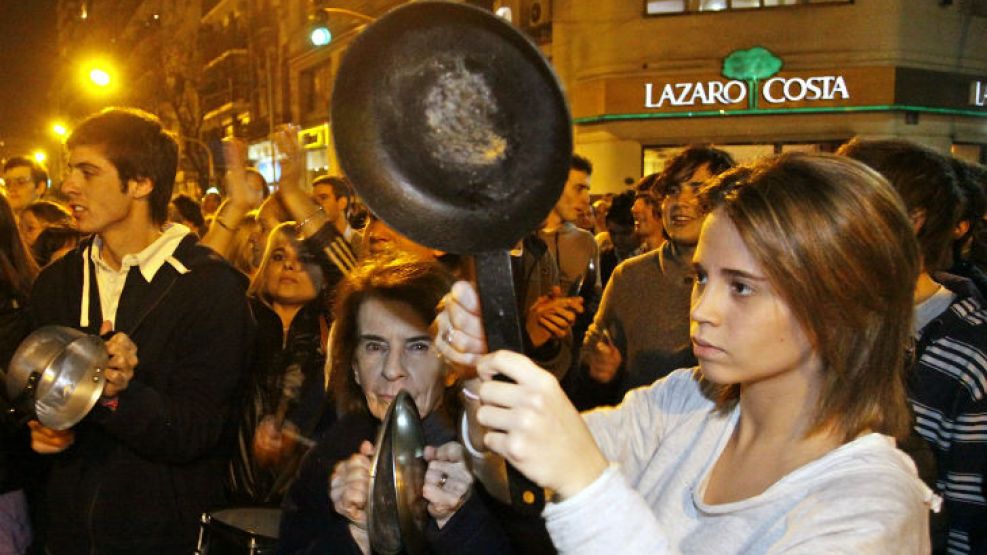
0, 106, 985, 555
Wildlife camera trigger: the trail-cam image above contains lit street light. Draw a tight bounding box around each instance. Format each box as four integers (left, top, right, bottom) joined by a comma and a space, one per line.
33, 151, 47, 164
89, 68, 111, 87
52, 123, 68, 139
80, 60, 118, 95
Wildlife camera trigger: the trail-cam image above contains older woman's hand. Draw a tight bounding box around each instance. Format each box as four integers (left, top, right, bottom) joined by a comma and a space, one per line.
475, 350, 609, 500
422, 442, 473, 529
330, 440, 375, 528
435, 281, 489, 369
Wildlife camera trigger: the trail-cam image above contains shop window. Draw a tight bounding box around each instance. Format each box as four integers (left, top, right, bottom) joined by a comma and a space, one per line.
645, 0, 848, 16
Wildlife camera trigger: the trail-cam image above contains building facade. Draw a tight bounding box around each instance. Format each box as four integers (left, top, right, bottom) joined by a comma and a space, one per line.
56, 0, 987, 196
550, 0, 987, 192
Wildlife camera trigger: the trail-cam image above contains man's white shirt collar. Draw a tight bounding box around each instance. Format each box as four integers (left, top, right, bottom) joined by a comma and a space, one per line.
91, 223, 191, 282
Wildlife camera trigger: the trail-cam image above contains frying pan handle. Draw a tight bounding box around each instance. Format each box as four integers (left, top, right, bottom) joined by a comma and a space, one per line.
473, 250, 546, 515
473, 250, 524, 353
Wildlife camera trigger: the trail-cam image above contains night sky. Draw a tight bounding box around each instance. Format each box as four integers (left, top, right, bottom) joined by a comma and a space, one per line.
0, 0, 59, 160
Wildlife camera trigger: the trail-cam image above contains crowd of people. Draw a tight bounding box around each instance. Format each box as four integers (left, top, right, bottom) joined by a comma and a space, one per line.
0, 105, 984, 555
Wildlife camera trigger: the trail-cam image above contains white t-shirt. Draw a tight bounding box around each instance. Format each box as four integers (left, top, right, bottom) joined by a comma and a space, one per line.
544, 369, 933, 554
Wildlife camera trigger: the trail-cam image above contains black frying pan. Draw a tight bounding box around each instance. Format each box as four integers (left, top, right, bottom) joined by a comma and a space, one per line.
332, 1, 572, 514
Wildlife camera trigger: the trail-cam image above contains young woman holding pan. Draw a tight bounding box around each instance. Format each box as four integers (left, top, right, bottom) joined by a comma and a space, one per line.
436, 153, 934, 553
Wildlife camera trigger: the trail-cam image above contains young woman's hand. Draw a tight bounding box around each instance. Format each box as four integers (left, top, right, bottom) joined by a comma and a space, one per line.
475, 350, 608, 500
222, 138, 263, 213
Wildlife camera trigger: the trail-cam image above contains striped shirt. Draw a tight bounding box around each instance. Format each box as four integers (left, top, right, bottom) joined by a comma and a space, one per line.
911, 273, 987, 555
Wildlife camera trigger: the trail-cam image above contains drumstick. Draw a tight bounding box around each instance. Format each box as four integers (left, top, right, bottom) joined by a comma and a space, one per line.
280, 427, 316, 449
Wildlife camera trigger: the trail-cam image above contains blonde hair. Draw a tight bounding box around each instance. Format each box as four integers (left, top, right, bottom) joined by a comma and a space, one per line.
699, 153, 919, 442
248, 222, 324, 309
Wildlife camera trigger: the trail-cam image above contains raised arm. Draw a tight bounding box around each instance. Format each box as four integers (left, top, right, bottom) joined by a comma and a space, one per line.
201, 138, 264, 256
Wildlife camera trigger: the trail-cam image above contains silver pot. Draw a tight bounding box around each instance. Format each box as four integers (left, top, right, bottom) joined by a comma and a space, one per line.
6, 326, 107, 430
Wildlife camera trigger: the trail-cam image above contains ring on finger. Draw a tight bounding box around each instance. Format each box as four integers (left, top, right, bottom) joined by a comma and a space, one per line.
443, 329, 455, 345
438, 472, 448, 488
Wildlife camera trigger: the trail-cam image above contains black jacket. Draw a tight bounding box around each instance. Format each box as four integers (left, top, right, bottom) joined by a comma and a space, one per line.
29, 234, 253, 554
0, 288, 32, 494
226, 297, 330, 506
278, 409, 513, 555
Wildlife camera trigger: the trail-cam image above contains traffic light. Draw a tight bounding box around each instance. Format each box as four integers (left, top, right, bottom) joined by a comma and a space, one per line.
309, 10, 332, 46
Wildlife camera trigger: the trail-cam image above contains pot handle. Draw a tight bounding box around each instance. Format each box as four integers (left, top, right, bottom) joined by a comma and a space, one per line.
473, 250, 546, 515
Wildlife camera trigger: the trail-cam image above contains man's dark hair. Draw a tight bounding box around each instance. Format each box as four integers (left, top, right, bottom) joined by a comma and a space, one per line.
634, 191, 661, 219
312, 175, 351, 201
653, 145, 735, 197
606, 190, 635, 227
952, 158, 986, 242
838, 138, 961, 272
571, 153, 593, 176
634, 173, 660, 194
171, 194, 205, 231
23, 200, 72, 226
4, 156, 49, 187
67, 107, 178, 225
32, 225, 82, 267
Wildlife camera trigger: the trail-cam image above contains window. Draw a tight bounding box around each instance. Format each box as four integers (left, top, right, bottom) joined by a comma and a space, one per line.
645, 0, 847, 16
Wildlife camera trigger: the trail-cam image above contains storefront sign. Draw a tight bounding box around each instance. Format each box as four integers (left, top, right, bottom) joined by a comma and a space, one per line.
972, 81, 987, 107
570, 49, 982, 122
762, 76, 849, 104
644, 75, 850, 108
643, 47, 854, 111
645, 81, 746, 108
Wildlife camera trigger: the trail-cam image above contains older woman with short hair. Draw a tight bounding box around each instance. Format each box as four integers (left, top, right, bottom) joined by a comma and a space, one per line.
278, 255, 511, 555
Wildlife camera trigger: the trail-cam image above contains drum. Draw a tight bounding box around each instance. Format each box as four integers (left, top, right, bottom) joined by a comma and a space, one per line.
195, 507, 281, 555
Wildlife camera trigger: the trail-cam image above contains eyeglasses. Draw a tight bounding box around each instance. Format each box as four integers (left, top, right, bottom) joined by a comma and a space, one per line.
2, 176, 36, 189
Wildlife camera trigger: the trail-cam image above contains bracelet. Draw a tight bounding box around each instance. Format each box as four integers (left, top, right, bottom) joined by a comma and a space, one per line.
215, 217, 234, 231
99, 396, 120, 411
295, 205, 324, 233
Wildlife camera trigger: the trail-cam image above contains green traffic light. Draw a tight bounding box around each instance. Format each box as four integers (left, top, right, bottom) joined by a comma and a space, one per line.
311, 26, 332, 46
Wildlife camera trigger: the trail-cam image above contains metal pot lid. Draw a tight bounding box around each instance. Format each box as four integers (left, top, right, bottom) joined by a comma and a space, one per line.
367, 390, 427, 555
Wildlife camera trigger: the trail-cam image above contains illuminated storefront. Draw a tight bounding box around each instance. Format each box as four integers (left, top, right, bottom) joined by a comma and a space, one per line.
570, 48, 987, 188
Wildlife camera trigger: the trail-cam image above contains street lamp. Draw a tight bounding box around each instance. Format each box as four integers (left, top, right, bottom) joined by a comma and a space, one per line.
79, 59, 118, 96
309, 8, 375, 47
52, 123, 68, 139
89, 68, 111, 87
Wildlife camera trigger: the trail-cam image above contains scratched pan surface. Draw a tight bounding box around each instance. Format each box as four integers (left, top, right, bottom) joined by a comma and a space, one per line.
331, 0, 571, 254
332, 0, 570, 515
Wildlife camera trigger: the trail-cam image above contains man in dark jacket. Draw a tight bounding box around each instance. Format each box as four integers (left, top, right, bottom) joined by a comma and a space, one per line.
28, 108, 253, 554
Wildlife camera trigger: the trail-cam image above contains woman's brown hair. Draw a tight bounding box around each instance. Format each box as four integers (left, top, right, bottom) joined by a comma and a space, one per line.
0, 193, 39, 300
698, 153, 920, 442
331, 254, 455, 418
